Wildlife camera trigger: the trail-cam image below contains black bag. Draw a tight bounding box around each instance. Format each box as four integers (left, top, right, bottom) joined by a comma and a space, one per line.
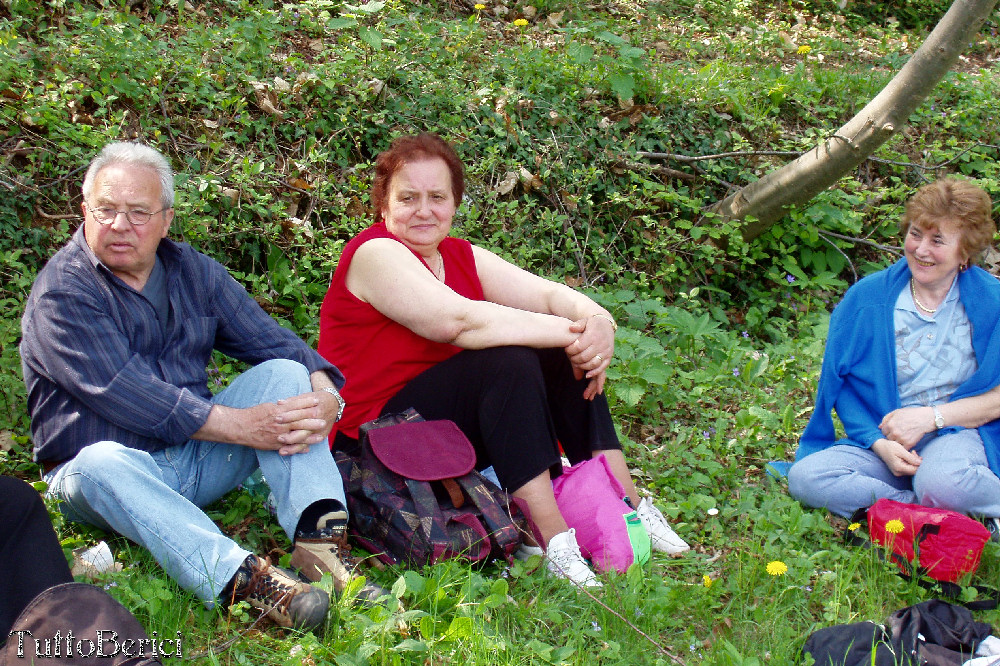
804, 599, 994, 666
3, 582, 167, 665
335, 409, 529, 567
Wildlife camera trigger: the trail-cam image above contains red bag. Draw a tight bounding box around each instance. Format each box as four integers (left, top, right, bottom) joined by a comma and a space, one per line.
867, 498, 991, 584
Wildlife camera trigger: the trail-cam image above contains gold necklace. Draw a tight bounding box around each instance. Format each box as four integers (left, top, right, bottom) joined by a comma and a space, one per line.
430, 250, 445, 281
910, 279, 937, 314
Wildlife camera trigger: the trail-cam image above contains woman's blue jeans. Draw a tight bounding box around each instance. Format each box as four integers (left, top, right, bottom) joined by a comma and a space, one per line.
44, 360, 346, 604
788, 427, 1000, 518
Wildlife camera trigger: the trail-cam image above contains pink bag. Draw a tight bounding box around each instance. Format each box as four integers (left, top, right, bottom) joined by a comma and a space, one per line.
551, 454, 651, 573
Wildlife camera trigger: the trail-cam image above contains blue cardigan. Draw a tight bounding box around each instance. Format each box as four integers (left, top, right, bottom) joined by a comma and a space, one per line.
796, 259, 1000, 476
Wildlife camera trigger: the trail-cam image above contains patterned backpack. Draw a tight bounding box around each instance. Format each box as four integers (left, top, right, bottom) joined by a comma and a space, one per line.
334, 409, 529, 567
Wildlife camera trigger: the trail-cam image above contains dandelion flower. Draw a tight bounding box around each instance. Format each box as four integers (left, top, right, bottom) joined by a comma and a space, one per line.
848, 522, 861, 532
513, 18, 528, 26
474, 3, 485, 8
766, 560, 788, 576
797, 45, 812, 55
703, 574, 713, 588
885, 519, 905, 534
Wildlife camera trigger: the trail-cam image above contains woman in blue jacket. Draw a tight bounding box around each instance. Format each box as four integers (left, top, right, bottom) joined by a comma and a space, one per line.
789, 178, 1000, 530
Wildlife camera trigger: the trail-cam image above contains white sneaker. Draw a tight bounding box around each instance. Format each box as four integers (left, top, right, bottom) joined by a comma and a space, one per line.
636, 497, 690, 555
545, 529, 602, 588
515, 542, 544, 561
980, 516, 1000, 543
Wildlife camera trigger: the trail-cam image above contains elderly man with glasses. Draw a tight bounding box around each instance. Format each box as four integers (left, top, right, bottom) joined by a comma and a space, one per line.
20, 142, 386, 634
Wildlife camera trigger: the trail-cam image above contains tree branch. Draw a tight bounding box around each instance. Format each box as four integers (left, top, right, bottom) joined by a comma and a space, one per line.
703, 0, 1000, 242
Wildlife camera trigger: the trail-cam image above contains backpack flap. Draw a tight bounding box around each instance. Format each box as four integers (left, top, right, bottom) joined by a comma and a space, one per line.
367, 419, 476, 481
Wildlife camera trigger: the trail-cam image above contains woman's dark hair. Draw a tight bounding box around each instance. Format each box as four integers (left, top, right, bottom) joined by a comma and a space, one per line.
900, 177, 995, 266
371, 132, 465, 221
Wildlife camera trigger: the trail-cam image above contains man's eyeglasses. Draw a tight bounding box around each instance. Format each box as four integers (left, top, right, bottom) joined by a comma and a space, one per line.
86, 202, 169, 226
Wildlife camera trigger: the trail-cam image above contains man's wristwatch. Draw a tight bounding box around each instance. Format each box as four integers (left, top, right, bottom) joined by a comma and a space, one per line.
933, 405, 945, 430
321, 386, 346, 422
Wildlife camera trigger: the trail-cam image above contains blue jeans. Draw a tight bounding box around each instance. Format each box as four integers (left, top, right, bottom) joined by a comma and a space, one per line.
44, 360, 346, 604
788, 427, 1000, 518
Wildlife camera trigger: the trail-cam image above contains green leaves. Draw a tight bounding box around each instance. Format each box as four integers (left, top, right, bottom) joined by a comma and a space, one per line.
567, 42, 594, 64
608, 72, 636, 101
358, 26, 383, 50
344, 0, 386, 13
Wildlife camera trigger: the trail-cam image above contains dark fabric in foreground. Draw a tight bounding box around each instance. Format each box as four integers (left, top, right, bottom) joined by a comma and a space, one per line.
0, 476, 73, 642
804, 599, 993, 666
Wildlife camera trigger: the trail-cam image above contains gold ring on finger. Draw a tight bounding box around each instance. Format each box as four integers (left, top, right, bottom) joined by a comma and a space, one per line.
595, 354, 604, 362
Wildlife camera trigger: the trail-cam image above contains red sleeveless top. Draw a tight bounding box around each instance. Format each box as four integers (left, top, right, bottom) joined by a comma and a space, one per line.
318, 222, 485, 440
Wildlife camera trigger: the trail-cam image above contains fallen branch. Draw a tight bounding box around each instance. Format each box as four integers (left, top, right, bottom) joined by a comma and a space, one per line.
617, 159, 697, 183
34, 206, 78, 221
815, 229, 903, 255
640, 141, 1000, 173
638, 150, 802, 163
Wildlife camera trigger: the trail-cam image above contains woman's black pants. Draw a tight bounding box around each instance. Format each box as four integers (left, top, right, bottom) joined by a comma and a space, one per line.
380, 346, 623, 492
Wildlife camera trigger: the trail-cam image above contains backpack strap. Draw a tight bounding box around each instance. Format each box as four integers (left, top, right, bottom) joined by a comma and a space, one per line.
453, 472, 525, 562
440, 478, 465, 509
844, 507, 870, 548
403, 476, 491, 563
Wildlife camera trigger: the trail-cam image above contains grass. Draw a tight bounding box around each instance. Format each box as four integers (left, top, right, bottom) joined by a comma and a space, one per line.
2, 0, 1000, 663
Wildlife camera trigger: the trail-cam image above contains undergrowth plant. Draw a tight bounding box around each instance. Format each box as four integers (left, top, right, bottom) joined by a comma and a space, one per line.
2, 0, 1000, 663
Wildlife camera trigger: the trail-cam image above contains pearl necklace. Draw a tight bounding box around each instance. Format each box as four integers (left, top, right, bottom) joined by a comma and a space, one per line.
910, 279, 937, 315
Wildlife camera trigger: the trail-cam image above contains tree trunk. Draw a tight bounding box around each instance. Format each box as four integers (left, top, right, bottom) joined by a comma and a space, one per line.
709, 0, 999, 243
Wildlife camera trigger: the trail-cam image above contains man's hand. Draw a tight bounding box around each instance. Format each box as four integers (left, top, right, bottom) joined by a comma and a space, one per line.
871, 438, 922, 477
194, 392, 334, 456
879, 406, 935, 450
271, 392, 339, 455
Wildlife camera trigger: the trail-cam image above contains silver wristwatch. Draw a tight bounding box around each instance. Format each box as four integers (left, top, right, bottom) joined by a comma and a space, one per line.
932, 405, 945, 430
321, 386, 346, 422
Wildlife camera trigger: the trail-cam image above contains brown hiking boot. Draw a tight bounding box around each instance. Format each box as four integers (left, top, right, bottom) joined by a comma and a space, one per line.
229, 555, 329, 633
290, 525, 394, 608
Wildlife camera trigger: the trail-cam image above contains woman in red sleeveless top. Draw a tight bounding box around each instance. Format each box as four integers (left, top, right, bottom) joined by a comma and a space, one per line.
319, 132, 689, 587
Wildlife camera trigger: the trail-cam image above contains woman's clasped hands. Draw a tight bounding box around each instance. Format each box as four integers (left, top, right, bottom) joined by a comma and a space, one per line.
874, 406, 936, 476
564, 314, 616, 400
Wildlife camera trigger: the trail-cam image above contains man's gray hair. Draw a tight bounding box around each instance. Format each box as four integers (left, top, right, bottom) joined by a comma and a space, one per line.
82, 142, 175, 208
